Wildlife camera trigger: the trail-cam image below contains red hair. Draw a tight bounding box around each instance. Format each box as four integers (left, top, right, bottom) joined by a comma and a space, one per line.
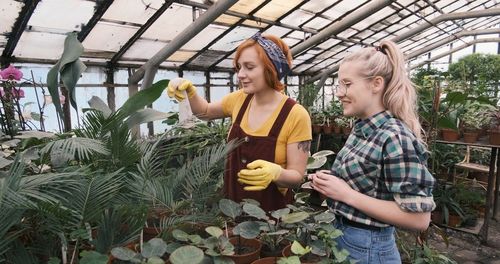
234, 34, 292, 91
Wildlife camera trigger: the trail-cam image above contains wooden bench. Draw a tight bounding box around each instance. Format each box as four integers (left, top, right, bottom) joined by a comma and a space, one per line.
454, 146, 496, 186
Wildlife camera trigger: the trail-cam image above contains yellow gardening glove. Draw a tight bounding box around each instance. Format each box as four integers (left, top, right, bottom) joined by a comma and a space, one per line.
166, 78, 197, 101
237, 160, 282, 191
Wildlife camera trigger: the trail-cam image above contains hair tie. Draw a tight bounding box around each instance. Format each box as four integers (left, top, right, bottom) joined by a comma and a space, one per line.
375, 46, 387, 55
250, 32, 290, 80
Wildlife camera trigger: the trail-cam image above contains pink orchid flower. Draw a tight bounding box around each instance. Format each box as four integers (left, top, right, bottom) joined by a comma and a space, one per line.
0, 65, 23, 81
13, 88, 25, 99
0, 88, 25, 99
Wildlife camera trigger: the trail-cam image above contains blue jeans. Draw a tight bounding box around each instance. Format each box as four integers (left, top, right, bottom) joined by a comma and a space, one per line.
334, 219, 401, 264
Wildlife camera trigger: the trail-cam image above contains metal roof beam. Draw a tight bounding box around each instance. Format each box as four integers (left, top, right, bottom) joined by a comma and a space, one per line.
2, 0, 40, 61
205, 0, 309, 70
308, 8, 500, 84
129, 0, 238, 85
78, 0, 114, 42
392, 8, 500, 42
110, 1, 174, 65
290, 0, 393, 57
409, 38, 500, 70
407, 28, 500, 59
180, 0, 271, 68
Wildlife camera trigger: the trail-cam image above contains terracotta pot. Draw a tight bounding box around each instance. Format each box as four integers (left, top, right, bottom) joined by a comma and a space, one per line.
441, 128, 460, 141
251, 257, 280, 264
447, 213, 461, 227
260, 242, 290, 258
489, 130, 500, 145
282, 244, 321, 264
323, 125, 333, 134
312, 125, 322, 134
431, 211, 443, 224
333, 126, 342, 134
229, 237, 262, 264
463, 131, 479, 143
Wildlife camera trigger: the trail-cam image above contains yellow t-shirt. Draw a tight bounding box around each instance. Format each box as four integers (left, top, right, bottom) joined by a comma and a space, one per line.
221, 89, 312, 168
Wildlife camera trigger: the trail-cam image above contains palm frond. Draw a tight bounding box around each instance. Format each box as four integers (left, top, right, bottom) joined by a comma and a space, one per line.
40, 137, 109, 165
64, 169, 124, 228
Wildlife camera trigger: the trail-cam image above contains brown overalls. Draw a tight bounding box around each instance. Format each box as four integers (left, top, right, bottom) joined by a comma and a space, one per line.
224, 94, 296, 212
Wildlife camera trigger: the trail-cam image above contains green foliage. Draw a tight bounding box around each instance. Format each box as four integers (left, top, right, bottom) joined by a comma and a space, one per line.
413, 244, 457, 264
112, 238, 168, 264
297, 83, 322, 112
47, 32, 87, 117
448, 53, 500, 102
79, 250, 108, 264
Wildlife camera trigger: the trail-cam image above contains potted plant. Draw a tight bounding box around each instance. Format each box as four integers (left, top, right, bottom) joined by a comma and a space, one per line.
460, 102, 494, 143
432, 184, 465, 227
487, 106, 500, 145
219, 198, 263, 264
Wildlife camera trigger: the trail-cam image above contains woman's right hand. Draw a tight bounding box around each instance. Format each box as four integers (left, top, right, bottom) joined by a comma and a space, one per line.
166, 78, 197, 101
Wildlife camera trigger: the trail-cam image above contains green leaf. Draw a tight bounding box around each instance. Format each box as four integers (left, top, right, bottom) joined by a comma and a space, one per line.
118, 79, 169, 118
213, 256, 235, 264
243, 203, 267, 220
313, 211, 335, 223
271, 208, 290, 219
282, 212, 309, 224
307, 156, 327, 170
60, 59, 87, 109
127, 108, 174, 128
290, 241, 311, 256
142, 238, 167, 258
111, 247, 137, 261
169, 245, 204, 264
233, 221, 260, 239
146, 256, 165, 264
88, 96, 112, 117
79, 250, 108, 264
206, 226, 224, 238
172, 229, 189, 242
47, 62, 63, 117
219, 199, 242, 219
312, 150, 335, 158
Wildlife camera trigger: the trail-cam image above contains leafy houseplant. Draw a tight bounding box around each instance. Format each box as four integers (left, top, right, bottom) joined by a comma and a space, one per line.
111, 238, 168, 264
487, 106, 500, 144
460, 102, 495, 143
432, 184, 465, 227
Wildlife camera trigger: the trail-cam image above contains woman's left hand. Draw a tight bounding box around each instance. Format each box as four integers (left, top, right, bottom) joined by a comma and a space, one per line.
309, 170, 355, 204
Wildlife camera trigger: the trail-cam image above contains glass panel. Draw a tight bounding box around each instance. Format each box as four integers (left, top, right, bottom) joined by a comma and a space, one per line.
216, 59, 235, 68
281, 9, 315, 27
301, 0, 338, 13
28, 0, 95, 32
181, 24, 229, 50
229, 0, 266, 13
83, 22, 138, 52
215, 14, 240, 25
167, 51, 197, 62
103, 0, 164, 24
13, 32, 66, 60
254, 0, 304, 21
317, 39, 341, 50
142, 4, 194, 41
121, 39, 166, 60
0, 1, 23, 35
210, 26, 258, 51
303, 17, 332, 31
282, 37, 301, 47
263, 26, 291, 37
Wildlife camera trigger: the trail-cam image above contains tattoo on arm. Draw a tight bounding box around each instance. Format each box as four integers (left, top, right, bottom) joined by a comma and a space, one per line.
297, 140, 311, 153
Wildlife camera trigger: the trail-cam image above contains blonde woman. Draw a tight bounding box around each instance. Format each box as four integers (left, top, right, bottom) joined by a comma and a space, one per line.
167, 33, 312, 212
309, 40, 435, 263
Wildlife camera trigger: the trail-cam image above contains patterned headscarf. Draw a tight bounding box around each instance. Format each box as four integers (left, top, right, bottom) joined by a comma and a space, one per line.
250, 32, 290, 80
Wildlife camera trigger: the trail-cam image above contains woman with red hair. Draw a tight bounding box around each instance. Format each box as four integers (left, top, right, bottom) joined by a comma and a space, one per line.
167, 33, 312, 211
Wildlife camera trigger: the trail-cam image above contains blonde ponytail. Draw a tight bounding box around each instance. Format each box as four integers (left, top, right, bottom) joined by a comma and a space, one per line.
341, 40, 423, 139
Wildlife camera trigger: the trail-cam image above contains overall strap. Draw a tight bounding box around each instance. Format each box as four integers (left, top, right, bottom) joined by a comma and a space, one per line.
268, 98, 296, 138
234, 94, 254, 125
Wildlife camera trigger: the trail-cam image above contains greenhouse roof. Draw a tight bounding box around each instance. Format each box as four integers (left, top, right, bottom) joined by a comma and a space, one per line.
1, 0, 499, 80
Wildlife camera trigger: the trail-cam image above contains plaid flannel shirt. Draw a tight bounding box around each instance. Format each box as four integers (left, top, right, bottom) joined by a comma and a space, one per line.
328, 111, 436, 227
